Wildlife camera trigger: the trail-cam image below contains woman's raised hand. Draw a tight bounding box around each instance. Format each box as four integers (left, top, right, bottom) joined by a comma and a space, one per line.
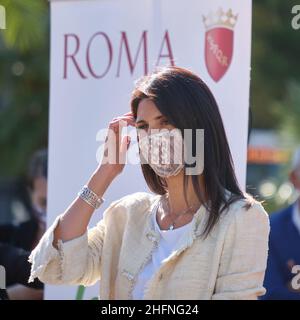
99, 111, 136, 177
53, 112, 136, 245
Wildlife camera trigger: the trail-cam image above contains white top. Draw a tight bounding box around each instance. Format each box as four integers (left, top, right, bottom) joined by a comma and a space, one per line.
292, 201, 300, 235
132, 202, 195, 300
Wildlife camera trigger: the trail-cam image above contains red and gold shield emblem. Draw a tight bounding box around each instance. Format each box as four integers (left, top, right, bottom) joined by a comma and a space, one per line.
203, 8, 238, 82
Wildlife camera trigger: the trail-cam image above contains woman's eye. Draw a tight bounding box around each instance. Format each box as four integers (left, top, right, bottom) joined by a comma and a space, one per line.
137, 125, 147, 130
161, 119, 170, 125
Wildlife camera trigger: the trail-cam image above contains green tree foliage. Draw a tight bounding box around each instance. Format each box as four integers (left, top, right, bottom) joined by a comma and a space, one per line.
0, 0, 49, 177
251, 0, 300, 133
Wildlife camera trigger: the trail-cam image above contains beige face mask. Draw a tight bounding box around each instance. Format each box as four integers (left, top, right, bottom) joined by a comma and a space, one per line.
138, 129, 185, 178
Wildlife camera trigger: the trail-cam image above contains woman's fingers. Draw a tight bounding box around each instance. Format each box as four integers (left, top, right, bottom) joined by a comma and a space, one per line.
110, 114, 134, 121
123, 111, 134, 116
109, 120, 134, 132
107, 115, 134, 143
102, 112, 134, 167
111, 112, 134, 120
110, 116, 135, 127
119, 135, 131, 164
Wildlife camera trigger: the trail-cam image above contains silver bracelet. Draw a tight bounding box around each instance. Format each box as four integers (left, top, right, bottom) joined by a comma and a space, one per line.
78, 185, 105, 209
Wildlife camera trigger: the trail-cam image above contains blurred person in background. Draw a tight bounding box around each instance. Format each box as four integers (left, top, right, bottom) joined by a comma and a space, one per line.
0, 148, 48, 299
0, 149, 48, 251
262, 147, 300, 300
26, 148, 48, 246
0, 243, 44, 300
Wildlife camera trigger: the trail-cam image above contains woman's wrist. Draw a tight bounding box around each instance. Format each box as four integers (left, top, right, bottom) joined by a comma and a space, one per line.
87, 165, 117, 197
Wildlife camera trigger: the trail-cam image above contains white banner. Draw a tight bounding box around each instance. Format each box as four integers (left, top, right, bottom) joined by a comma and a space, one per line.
47, 0, 252, 299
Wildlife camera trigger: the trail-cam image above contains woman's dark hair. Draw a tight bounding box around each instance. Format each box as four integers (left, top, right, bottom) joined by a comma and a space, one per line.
27, 148, 48, 190
131, 66, 252, 237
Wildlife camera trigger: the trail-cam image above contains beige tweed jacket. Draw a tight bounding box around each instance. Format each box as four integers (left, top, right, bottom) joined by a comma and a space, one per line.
28, 191, 270, 300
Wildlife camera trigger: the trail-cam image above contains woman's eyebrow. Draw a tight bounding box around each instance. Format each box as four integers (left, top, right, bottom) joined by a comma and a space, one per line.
136, 115, 165, 124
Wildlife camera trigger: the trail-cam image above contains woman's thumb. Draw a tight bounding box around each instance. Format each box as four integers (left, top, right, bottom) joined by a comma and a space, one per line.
119, 135, 131, 164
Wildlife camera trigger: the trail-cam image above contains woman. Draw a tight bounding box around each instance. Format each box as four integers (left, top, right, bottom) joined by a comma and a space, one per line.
28, 66, 270, 300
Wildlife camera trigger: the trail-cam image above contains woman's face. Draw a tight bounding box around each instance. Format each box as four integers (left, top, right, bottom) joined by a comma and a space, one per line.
135, 99, 186, 178
135, 98, 174, 138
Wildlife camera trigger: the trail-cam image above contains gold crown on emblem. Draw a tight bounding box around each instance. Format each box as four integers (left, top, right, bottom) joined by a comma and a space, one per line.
202, 8, 238, 30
